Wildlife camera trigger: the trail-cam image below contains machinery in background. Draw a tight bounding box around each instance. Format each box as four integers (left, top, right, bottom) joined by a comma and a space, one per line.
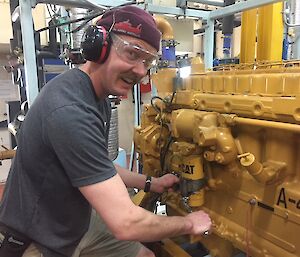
5, 3, 122, 158
134, 3, 300, 257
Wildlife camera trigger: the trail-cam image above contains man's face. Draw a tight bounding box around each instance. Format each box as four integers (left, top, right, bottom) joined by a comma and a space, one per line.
99, 33, 158, 97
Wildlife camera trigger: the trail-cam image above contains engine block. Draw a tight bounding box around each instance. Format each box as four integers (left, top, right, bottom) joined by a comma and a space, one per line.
134, 60, 300, 257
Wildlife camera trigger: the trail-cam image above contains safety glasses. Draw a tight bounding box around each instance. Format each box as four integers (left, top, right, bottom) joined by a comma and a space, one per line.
111, 33, 158, 70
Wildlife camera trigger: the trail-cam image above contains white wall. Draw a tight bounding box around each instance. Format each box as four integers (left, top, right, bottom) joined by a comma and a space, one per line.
118, 95, 135, 154
0, 1, 13, 45
232, 26, 241, 58
164, 17, 195, 55
0, 2, 47, 46
214, 27, 242, 59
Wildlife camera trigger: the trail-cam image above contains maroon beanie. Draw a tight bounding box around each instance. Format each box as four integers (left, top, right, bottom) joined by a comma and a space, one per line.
96, 6, 161, 51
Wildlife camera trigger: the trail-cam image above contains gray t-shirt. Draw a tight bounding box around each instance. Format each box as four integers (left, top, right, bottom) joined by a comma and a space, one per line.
0, 68, 117, 257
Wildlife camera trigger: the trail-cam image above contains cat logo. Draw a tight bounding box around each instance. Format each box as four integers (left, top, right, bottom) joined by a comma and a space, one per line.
180, 164, 195, 175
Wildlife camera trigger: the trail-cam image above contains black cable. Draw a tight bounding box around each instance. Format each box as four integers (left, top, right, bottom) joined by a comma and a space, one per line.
64, 18, 94, 34
50, 4, 57, 14
36, 10, 103, 33
36, 1, 138, 34
160, 135, 173, 175
150, 96, 165, 113
67, 1, 139, 34
46, 4, 54, 20
169, 92, 176, 104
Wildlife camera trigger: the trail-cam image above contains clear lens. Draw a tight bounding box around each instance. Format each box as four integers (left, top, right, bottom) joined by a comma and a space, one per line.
111, 34, 158, 70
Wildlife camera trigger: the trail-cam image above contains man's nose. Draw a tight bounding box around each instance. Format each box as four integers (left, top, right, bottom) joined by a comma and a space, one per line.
132, 60, 148, 77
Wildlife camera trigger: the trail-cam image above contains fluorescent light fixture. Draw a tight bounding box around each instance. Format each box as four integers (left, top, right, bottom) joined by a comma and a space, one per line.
179, 66, 191, 78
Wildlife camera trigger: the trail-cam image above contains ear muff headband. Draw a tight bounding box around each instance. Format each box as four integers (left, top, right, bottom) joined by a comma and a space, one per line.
81, 10, 117, 64
98, 27, 109, 63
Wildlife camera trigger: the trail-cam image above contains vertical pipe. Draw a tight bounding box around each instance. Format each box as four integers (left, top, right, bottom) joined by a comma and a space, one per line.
205, 18, 215, 69
257, 2, 283, 62
222, 0, 235, 58
130, 84, 141, 172
292, 0, 300, 59
240, 9, 257, 63
48, 19, 58, 54
223, 34, 232, 58
154, 16, 176, 68
19, 0, 39, 106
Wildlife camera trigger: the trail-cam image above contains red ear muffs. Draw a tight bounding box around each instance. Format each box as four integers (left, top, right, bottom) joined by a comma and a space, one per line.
80, 25, 111, 63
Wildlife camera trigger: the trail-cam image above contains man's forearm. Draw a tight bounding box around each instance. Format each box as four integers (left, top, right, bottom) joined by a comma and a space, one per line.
114, 164, 147, 189
80, 174, 211, 243
114, 205, 193, 242
114, 164, 174, 193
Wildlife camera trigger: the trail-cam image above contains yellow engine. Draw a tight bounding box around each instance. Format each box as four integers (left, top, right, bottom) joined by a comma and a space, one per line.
134, 60, 300, 257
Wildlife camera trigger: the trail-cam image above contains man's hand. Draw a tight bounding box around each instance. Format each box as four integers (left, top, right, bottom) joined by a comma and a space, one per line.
151, 174, 179, 193
186, 211, 212, 235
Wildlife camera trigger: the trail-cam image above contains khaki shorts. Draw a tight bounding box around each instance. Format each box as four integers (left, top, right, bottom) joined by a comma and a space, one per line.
22, 210, 141, 257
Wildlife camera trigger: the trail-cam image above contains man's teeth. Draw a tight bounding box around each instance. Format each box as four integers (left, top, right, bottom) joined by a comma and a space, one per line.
122, 78, 134, 84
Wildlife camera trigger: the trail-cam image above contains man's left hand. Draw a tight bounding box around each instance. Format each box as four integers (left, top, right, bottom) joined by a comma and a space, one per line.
152, 174, 179, 193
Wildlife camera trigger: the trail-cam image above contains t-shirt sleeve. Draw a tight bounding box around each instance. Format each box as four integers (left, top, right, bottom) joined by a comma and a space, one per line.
44, 104, 117, 187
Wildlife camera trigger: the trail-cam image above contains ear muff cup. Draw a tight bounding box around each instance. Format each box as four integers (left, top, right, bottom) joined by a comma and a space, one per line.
80, 25, 111, 63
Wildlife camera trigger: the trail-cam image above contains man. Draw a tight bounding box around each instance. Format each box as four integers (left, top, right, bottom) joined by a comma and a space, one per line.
0, 5, 211, 257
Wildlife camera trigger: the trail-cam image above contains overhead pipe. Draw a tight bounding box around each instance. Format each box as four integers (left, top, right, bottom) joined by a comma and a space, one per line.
189, 0, 224, 7
194, 19, 241, 35
151, 16, 177, 94
154, 16, 174, 40
154, 16, 176, 68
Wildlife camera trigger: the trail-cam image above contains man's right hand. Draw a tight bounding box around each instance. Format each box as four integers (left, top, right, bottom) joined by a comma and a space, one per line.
185, 211, 212, 235
81, 174, 213, 241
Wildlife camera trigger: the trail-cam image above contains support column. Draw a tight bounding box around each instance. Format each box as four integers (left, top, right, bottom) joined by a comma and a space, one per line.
257, 2, 283, 62
240, 9, 258, 63
204, 18, 215, 70
292, 0, 300, 59
19, 0, 39, 106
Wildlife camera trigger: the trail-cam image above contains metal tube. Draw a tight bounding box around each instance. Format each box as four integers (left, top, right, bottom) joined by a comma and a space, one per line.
154, 16, 176, 67
38, 0, 98, 9
189, 0, 224, 7
154, 16, 174, 40
0, 150, 16, 160
129, 84, 141, 172
283, 0, 300, 27
234, 117, 300, 134
37, 0, 124, 9
37, 0, 210, 19
292, 0, 300, 59
19, 0, 39, 106
209, 0, 282, 19
204, 18, 214, 69
146, 3, 209, 19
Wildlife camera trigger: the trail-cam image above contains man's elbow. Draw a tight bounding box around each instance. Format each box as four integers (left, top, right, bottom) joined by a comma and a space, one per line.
102, 206, 146, 241
110, 220, 140, 241
109, 209, 144, 241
